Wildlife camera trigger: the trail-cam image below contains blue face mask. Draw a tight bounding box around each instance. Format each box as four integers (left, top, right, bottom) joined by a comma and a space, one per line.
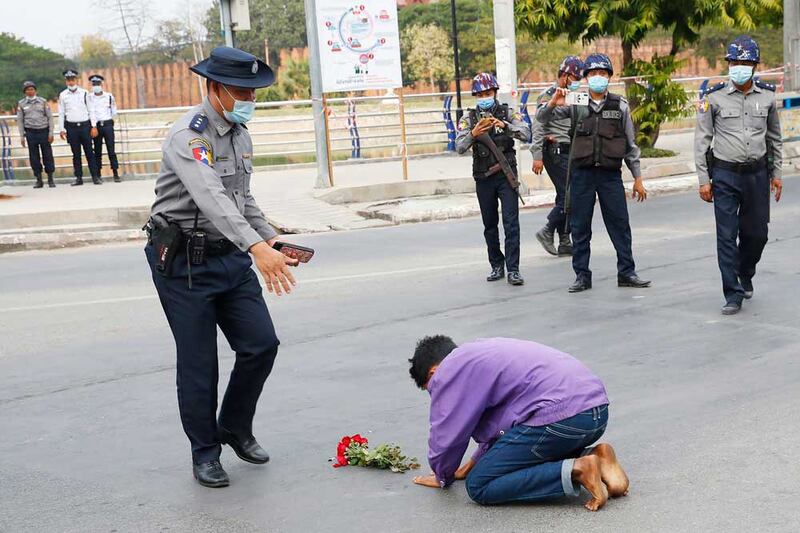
476, 97, 495, 110
568, 81, 581, 91
729, 65, 754, 86
587, 75, 609, 94
217, 84, 256, 124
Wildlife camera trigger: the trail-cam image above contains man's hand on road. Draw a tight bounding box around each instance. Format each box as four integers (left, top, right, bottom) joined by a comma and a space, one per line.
771, 178, 782, 202
699, 183, 713, 203
454, 459, 475, 480
632, 178, 647, 202
250, 240, 298, 296
532, 160, 544, 175
412, 474, 440, 488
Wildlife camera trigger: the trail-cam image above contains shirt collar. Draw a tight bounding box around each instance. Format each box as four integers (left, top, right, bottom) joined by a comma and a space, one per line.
202, 96, 233, 136
728, 82, 760, 95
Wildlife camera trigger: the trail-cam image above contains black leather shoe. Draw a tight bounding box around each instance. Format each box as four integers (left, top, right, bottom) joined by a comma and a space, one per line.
618, 274, 651, 288
92, 176, 103, 185
721, 301, 742, 315
193, 460, 230, 488
33, 176, 43, 189
569, 278, 592, 293
507, 271, 524, 286
219, 427, 270, 464
486, 266, 504, 282
557, 233, 572, 256
47, 174, 56, 188
741, 278, 753, 299
71, 178, 83, 186
536, 226, 558, 256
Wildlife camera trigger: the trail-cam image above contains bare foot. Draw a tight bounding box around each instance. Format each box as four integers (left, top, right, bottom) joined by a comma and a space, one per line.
572, 455, 608, 511
590, 443, 630, 497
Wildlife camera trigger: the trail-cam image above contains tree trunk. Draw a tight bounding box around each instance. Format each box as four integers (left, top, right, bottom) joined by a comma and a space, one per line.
132, 53, 146, 108
620, 41, 640, 138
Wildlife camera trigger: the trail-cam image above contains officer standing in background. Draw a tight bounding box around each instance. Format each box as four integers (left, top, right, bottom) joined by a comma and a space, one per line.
88, 75, 121, 182
531, 56, 584, 257
565, 54, 651, 293
456, 73, 531, 286
16, 81, 55, 188
58, 69, 101, 186
145, 46, 299, 488
695, 36, 783, 315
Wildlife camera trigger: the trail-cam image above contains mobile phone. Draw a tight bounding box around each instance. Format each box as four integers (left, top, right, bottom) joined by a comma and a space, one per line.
272, 241, 315, 263
566, 91, 589, 106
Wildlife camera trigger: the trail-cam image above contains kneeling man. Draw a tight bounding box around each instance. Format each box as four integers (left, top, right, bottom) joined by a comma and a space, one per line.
409, 336, 628, 511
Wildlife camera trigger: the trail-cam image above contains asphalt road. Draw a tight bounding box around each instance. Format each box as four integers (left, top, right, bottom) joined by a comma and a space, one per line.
1, 181, 799, 533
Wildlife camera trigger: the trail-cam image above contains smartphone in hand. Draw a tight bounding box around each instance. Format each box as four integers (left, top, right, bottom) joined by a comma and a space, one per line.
272, 241, 315, 263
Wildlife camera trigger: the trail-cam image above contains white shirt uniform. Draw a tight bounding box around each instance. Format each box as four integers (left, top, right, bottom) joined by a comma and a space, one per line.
58, 87, 95, 129
89, 92, 117, 123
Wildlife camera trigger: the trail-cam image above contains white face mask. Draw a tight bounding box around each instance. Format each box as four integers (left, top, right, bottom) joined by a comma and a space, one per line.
67, 85, 78, 92
92, 86, 103, 94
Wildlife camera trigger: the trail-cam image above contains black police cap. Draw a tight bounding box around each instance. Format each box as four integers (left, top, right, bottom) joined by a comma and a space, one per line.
189, 46, 275, 89
89, 74, 105, 84
63, 69, 78, 78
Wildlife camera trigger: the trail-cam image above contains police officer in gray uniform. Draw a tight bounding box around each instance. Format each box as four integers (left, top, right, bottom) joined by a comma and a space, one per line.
531, 56, 584, 256
695, 35, 783, 315
16, 81, 55, 188
144, 46, 299, 488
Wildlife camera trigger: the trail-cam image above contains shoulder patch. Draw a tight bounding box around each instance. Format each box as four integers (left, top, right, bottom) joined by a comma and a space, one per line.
702, 82, 726, 97
755, 79, 776, 92
188, 137, 213, 166
457, 116, 471, 131
189, 113, 208, 133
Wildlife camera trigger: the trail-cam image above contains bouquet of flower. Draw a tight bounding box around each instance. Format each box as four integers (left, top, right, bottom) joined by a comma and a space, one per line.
331, 434, 420, 473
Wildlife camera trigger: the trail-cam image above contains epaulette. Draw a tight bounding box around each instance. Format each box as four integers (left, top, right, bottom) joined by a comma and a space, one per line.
702, 81, 726, 97
755, 79, 776, 92
189, 113, 208, 133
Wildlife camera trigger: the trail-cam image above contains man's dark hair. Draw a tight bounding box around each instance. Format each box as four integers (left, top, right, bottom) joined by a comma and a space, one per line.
408, 335, 457, 389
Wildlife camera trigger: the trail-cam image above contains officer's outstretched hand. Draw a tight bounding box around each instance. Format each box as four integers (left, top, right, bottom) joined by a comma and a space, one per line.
548, 88, 568, 108
771, 178, 782, 202
532, 160, 544, 175
699, 184, 713, 203
250, 240, 298, 296
632, 178, 647, 202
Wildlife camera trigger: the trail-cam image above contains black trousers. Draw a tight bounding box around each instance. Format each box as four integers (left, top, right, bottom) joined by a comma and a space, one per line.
542, 142, 570, 234
93, 120, 118, 171
65, 121, 99, 179
711, 165, 770, 304
145, 244, 279, 464
569, 166, 636, 281
476, 172, 521, 272
24, 128, 55, 176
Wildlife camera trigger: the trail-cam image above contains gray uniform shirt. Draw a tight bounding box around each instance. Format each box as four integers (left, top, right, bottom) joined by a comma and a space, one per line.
531, 85, 573, 160
455, 105, 531, 155
16, 96, 53, 136
694, 81, 782, 185
150, 97, 277, 252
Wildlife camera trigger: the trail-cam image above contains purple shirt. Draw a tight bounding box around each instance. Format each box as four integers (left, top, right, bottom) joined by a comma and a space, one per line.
426, 338, 608, 487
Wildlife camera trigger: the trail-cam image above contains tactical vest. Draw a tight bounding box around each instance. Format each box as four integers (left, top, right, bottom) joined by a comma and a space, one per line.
570, 93, 627, 170
469, 104, 516, 176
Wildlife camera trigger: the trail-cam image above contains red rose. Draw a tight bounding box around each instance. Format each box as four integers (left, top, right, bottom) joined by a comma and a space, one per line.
341, 436, 352, 447
333, 454, 348, 468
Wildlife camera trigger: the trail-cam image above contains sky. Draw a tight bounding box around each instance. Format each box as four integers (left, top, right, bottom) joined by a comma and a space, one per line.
2, 0, 214, 55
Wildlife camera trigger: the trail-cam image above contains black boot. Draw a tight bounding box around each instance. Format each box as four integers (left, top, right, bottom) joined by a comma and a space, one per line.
33, 175, 43, 189
92, 175, 103, 185
486, 266, 505, 282
557, 232, 572, 256
113, 169, 121, 183
535, 225, 557, 256
47, 173, 56, 188
71, 177, 84, 186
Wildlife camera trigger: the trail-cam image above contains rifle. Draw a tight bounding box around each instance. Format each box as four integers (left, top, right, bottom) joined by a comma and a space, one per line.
474, 133, 525, 205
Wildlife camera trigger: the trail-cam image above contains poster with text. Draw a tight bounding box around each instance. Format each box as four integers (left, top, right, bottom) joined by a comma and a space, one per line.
316, 1, 403, 93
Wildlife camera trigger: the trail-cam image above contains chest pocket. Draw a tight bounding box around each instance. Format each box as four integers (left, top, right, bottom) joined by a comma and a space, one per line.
745, 107, 768, 130
719, 108, 741, 121
216, 164, 236, 180
242, 159, 253, 174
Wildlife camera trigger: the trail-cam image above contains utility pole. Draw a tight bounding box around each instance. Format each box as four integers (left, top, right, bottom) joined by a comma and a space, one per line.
449, 0, 463, 120
219, 0, 235, 47
492, 0, 517, 108
303, 0, 332, 188
785, 0, 800, 92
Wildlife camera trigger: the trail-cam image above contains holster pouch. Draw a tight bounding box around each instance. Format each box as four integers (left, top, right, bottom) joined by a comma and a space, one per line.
149, 216, 183, 276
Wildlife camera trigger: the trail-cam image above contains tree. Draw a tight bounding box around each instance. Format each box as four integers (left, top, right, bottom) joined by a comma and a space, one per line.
204, 0, 307, 66
515, 0, 782, 145
79, 35, 117, 69
401, 24, 454, 90
0, 33, 72, 111
256, 56, 311, 102
99, 0, 152, 108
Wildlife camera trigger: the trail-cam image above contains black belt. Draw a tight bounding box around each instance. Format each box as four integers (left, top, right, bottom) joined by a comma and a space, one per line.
544, 140, 571, 154
97, 120, 113, 127
25, 127, 49, 133
712, 156, 767, 174
64, 121, 89, 128
205, 238, 237, 257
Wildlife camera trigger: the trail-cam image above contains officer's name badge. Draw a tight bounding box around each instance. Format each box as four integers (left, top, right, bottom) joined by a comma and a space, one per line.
189, 138, 213, 166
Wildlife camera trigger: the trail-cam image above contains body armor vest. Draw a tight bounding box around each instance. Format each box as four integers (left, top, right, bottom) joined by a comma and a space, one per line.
570, 93, 627, 170
469, 104, 516, 176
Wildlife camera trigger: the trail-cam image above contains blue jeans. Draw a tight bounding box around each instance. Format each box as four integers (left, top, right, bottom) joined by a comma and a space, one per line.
466, 405, 608, 505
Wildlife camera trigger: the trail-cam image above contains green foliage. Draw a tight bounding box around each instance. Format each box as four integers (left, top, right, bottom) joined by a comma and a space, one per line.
623, 54, 693, 148
0, 33, 73, 111
401, 23, 454, 89
205, 0, 307, 66
79, 35, 117, 69
517, 37, 582, 80
641, 147, 678, 157
345, 442, 420, 473
256, 56, 310, 102
692, 26, 784, 70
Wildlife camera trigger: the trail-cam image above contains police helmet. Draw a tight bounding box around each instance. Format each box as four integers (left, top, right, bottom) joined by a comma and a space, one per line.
471, 72, 499, 95
558, 56, 584, 79
582, 53, 614, 77
725, 35, 760, 63
22, 80, 36, 91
